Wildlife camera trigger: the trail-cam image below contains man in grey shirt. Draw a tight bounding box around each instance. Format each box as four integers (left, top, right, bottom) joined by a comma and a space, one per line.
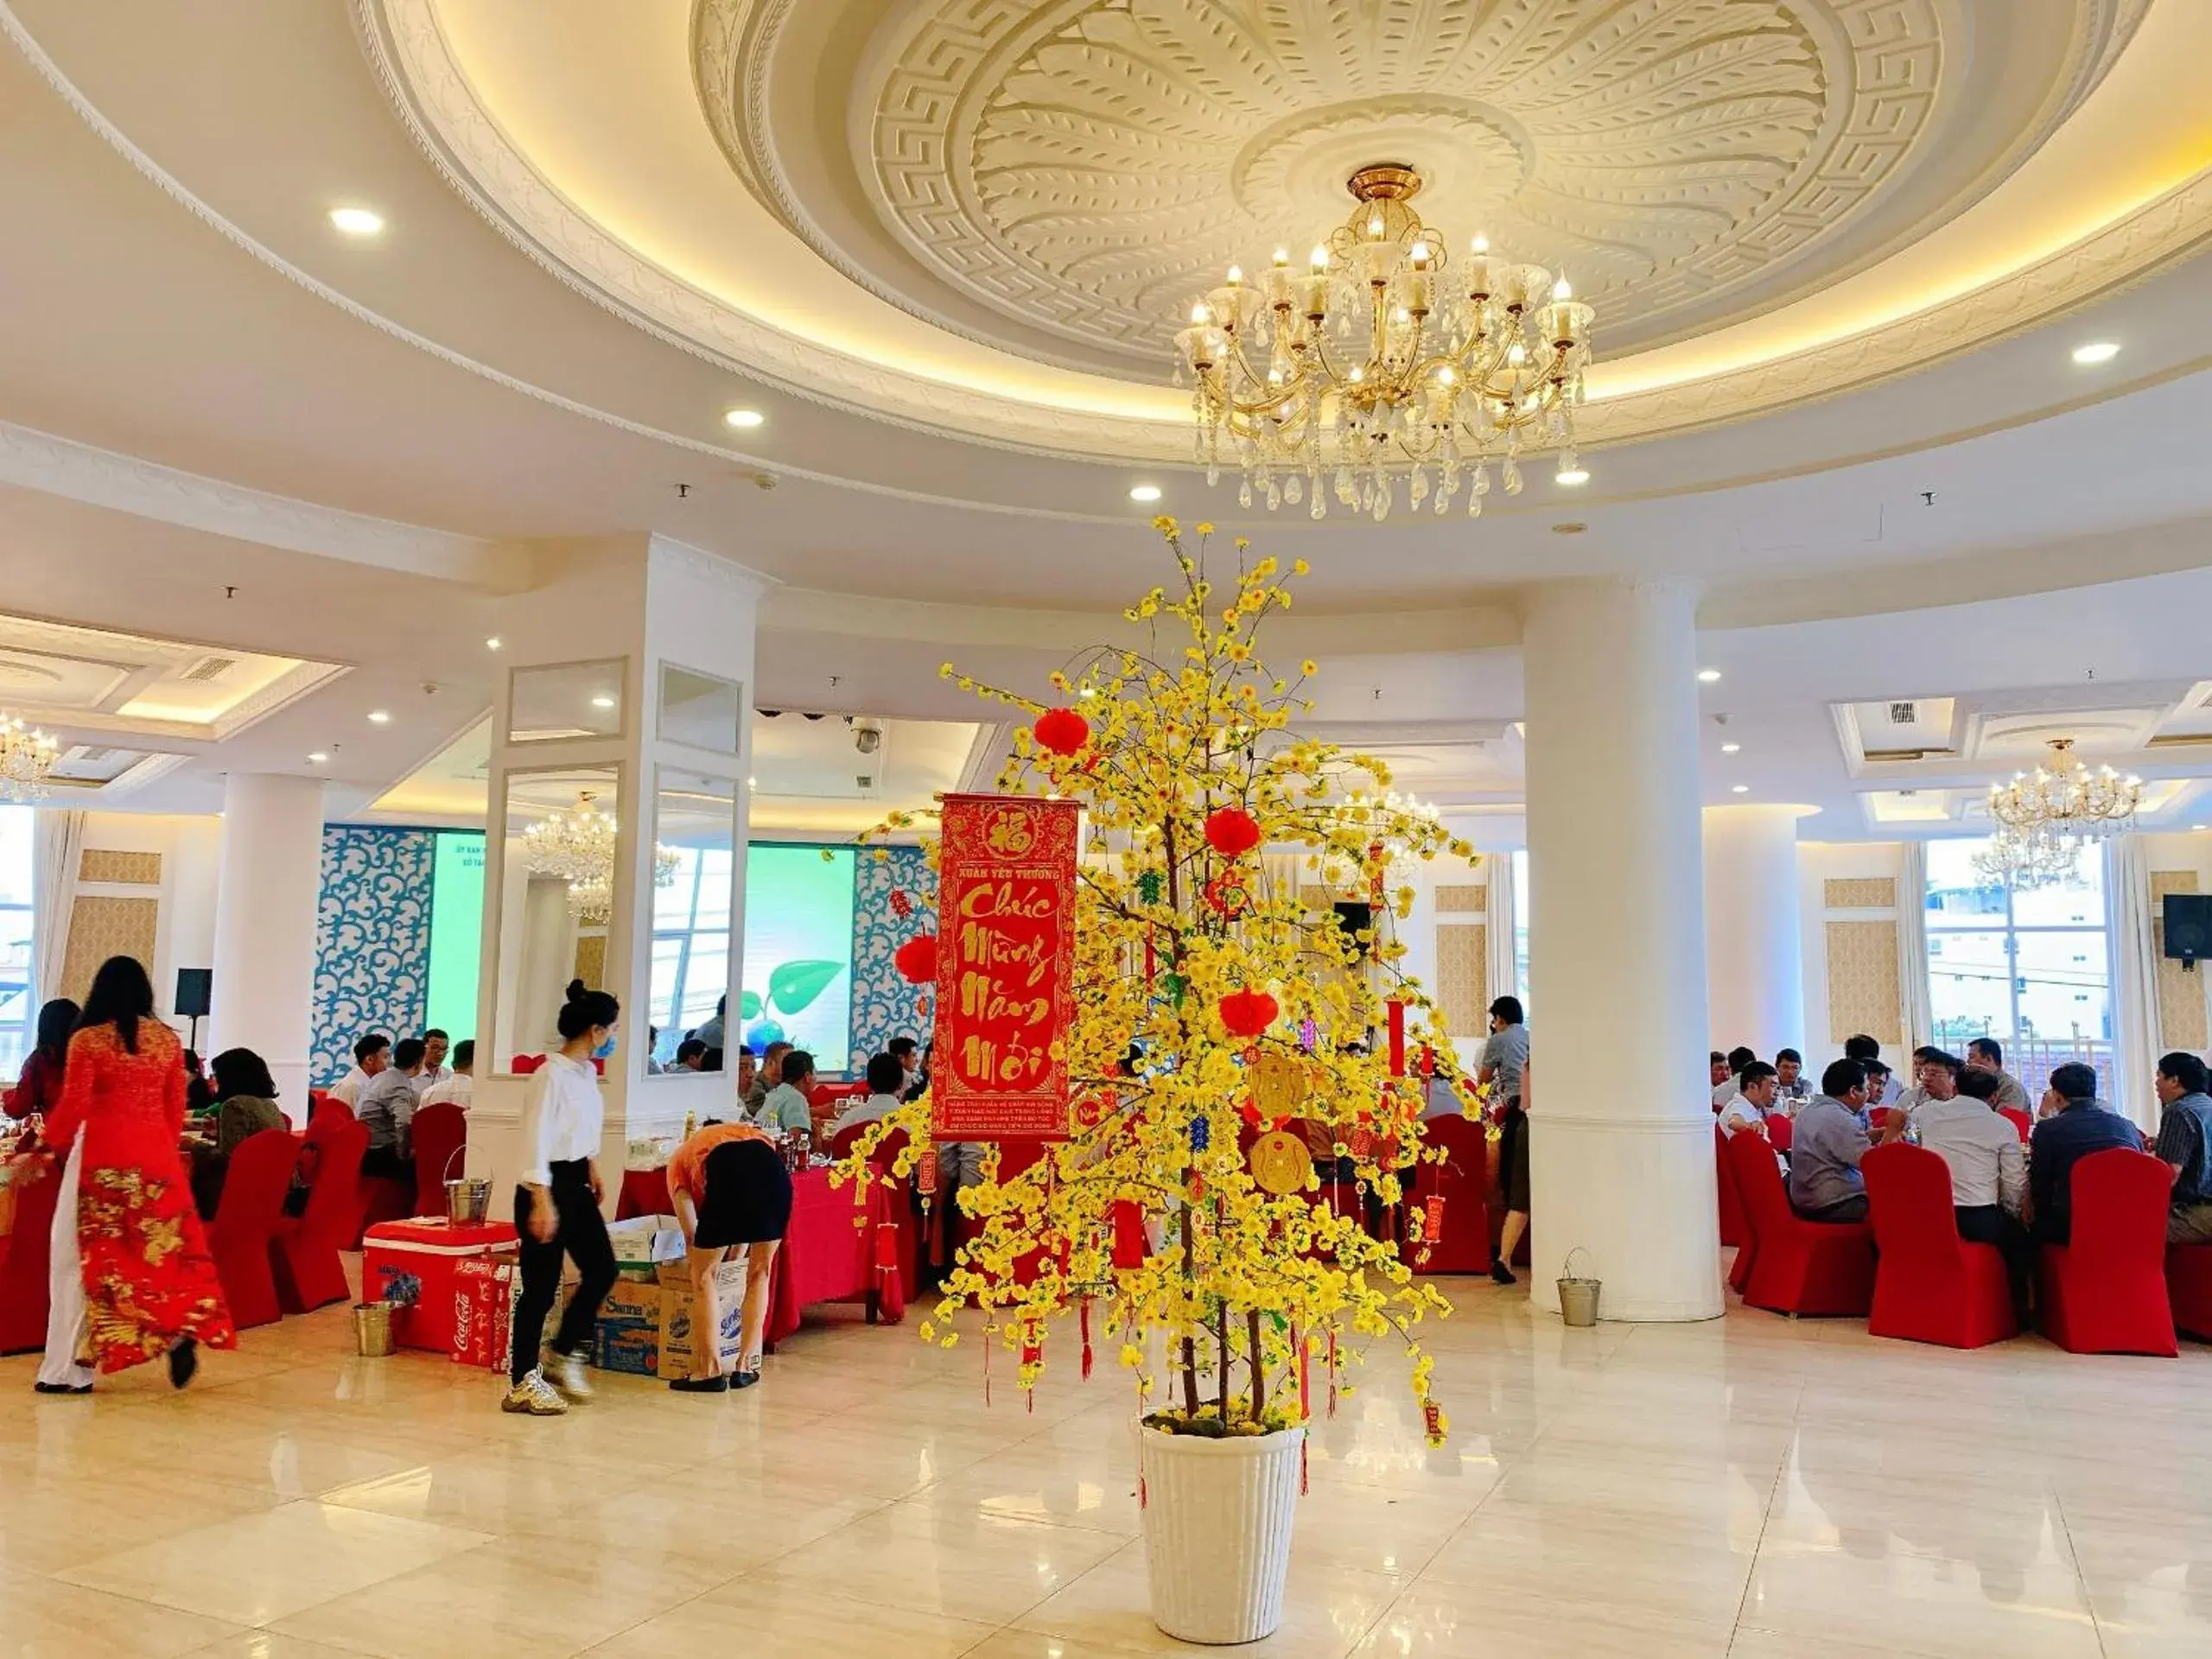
1788, 1058, 1874, 1222
1964, 1038, 2033, 1115
1478, 996, 1528, 1105
357, 1035, 425, 1181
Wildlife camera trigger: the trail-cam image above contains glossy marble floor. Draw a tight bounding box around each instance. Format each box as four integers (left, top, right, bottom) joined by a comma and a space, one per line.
3, 1267, 2209, 1659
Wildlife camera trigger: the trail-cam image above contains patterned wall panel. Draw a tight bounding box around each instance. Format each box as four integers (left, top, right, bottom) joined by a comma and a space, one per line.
1436, 924, 1488, 1039
78, 849, 162, 886
312, 826, 435, 1085
1824, 877, 1897, 910
1433, 884, 1488, 915
2152, 870, 2210, 1052
572, 933, 607, 996
60, 896, 158, 1003
1826, 919, 1903, 1046
851, 844, 938, 1063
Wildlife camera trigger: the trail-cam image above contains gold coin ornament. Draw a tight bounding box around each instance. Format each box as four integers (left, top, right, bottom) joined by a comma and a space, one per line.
1249, 1129, 1315, 1196
1251, 1052, 1310, 1122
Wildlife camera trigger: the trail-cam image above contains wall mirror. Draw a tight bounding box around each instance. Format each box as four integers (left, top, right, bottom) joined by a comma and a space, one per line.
507, 659, 626, 745
646, 768, 739, 1073
658, 664, 745, 757
493, 764, 623, 1075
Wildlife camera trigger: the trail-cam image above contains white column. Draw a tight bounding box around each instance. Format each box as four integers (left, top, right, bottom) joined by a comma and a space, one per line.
1522, 578, 1721, 1321
1702, 804, 1806, 1058
208, 772, 325, 1106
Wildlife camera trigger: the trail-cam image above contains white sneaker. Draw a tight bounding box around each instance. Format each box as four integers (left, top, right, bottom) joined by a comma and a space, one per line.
501, 1370, 567, 1415
543, 1348, 593, 1402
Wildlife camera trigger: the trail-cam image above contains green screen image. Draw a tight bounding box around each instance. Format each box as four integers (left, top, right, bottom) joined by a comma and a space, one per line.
424, 830, 486, 1043
740, 844, 855, 1073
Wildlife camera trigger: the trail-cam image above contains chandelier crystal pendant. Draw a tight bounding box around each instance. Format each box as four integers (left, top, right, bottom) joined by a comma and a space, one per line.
1979, 738, 2143, 886
1174, 164, 1593, 524
520, 791, 680, 923
0, 712, 60, 802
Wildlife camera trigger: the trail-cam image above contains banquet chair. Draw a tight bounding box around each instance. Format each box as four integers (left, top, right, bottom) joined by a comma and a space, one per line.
1716, 1125, 1747, 1249
1998, 1107, 2031, 1143
209, 1128, 302, 1329
2165, 1243, 2212, 1341
2037, 1148, 2177, 1356
1720, 1127, 1758, 1294
410, 1103, 467, 1217
1725, 1128, 1875, 1317
1766, 1114, 1794, 1155
1861, 1143, 2016, 1348
510, 1053, 543, 1075
1408, 1114, 1491, 1274
272, 1121, 365, 1314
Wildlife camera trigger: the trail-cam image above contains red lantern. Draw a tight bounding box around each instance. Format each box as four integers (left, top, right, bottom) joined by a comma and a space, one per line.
1204, 806, 1262, 859
1111, 1200, 1149, 1269
1218, 987, 1279, 1038
893, 934, 938, 984
1033, 707, 1090, 756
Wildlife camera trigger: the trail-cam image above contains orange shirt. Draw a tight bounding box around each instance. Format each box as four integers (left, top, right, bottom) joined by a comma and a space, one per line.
666, 1122, 773, 1205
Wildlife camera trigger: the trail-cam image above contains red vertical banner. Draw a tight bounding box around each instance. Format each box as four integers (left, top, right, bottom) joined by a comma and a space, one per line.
931, 793, 1080, 1141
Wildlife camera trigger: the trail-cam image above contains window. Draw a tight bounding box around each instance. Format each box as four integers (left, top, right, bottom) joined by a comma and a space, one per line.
0, 806, 31, 1077
1923, 837, 2111, 1097
647, 842, 734, 1066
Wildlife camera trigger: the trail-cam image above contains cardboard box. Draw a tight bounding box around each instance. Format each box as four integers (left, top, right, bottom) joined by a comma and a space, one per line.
588, 1260, 747, 1377
591, 1275, 665, 1375
660, 1261, 746, 1379
603, 1214, 687, 1281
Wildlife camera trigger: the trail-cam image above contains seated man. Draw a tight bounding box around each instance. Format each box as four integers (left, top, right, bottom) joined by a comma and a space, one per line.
1902, 1059, 2031, 1324
417, 1039, 474, 1110
1861, 1058, 1894, 1109
829, 1052, 908, 1140
753, 1047, 817, 1144
1721, 1060, 1783, 1135
328, 1032, 390, 1112
673, 1039, 709, 1073
1964, 1037, 2031, 1115
1889, 1046, 1945, 1119
357, 1036, 426, 1179
2028, 1062, 2142, 1245
744, 1040, 791, 1115
1712, 1046, 1756, 1110
2152, 1050, 2212, 1243
1788, 1058, 1873, 1223
414, 1028, 452, 1094
1774, 1048, 1809, 1103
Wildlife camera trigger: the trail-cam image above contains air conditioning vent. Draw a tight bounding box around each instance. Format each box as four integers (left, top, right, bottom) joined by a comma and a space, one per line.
181, 655, 237, 683
855, 772, 875, 790
1888, 701, 1916, 725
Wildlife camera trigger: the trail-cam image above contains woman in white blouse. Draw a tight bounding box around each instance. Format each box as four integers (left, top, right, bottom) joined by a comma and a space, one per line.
502, 980, 621, 1416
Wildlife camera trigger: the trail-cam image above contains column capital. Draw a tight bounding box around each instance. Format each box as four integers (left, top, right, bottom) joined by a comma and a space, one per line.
1513, 573, 1705, 630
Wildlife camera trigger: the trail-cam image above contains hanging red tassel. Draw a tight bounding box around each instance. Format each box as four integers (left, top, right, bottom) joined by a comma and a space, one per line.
1387, 1000, 1406, 1077
1300, 1438, 1310, 1495
1423, 1400, 1442, 1441
1110, 1200, 1148, 1269
916, 1151, 939, 1197
1326, 1327, 1338, 1418
1139, 1474, 1147, 1511
1080, 1298, 1094, 1381
1296, 1324, 1311, 1421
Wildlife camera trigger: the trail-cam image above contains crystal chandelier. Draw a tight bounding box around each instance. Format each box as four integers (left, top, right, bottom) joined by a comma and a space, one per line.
1979, 739, 2142, 886
521, 791, 679, 923
1174, 164, 1593, 523
0, 712, 59, 802
1971, 823, 2081, 893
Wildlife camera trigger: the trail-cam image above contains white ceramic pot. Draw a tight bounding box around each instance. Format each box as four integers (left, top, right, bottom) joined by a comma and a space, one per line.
1135, 1419, 1305, 1643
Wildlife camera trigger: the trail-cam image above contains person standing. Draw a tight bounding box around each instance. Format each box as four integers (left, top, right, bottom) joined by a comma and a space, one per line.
35, 957, 235, 1395
5, 997, 79, 1118
504, 981, 621, 1416
2152, 1051, 2212, 1243
1477, 997, 1528, 1109
664, 1118, 784, 1393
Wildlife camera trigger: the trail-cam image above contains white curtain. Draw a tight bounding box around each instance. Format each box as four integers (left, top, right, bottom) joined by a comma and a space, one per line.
32, 808, 86, 1006
2108, 835, 2160, 1130
1896, 840, 1932, 1052
1485, 852, 1517, 1013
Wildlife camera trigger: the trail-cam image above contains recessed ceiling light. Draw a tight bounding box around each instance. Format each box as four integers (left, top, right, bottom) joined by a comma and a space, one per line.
484, 636, 503, 652
329, 207, 385, 237
1697, 668, 1722, 683
590, 694, 616, 710
1129, 484, 1163, 503
1554, 467, 1589, 486
1720, 741, 1741, 754
366, 709, 391, 724
746, 777, 757, 788
1551, 521, 1586, 536
1731, 784, 1750, 794
307, 752, 328, 765
724, 408, 766, 429
2071, 340, 2120, 365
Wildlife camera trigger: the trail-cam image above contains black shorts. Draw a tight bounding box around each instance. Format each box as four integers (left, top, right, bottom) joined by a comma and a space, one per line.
694, 1138, 795, 1249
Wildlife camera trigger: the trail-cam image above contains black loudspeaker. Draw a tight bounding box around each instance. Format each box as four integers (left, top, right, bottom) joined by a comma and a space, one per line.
175, 968, 213, 1019
2166, 894, 2212, 971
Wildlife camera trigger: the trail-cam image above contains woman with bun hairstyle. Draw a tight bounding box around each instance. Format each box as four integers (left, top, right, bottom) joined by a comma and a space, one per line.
503, 980, 620, 1415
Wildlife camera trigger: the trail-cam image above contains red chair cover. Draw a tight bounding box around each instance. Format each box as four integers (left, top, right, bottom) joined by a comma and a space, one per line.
1409, 1116, 1491, 1274
1998, 1108, 2031, 1143
209, 1128, 302, 1329
511, 1054, 543, 1074
2166, 1243, 2212, 1341
1725, 1129, 1874, 1317
1861, 1143, 2014, 1348
2038, 1148, 2177, 1356
1716, 1126, 1747, 1249
272, 1122, 365, 1314
410, 1103, 467, 1217
1721, 1127, 1758, 1294
1766, 1115, 1793, 1154
0, 1152, 61, 1354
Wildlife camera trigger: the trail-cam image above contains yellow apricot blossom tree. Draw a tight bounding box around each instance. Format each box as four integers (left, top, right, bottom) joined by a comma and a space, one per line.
844, 518, 1473, 1440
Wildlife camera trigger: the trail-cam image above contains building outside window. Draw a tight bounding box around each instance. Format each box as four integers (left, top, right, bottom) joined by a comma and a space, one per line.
1923, 836, 2111, 1098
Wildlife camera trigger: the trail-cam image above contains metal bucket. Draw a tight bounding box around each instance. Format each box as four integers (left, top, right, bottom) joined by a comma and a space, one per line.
1557, 1248, 1600, 1328
444, 1177, 491, 1225
353, 1300, 397, 1357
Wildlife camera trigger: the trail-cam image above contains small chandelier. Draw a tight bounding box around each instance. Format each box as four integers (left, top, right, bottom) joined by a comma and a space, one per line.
521, 791, 679, 923
1971, 823, 2081, 893
0, 712, 59, 802
1980, 739, 2142, 885
1175, 163, 1592, 523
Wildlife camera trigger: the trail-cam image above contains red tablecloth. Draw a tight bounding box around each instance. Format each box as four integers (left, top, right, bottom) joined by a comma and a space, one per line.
616, 1167, 668, 1221
766, 1166, 906, 1344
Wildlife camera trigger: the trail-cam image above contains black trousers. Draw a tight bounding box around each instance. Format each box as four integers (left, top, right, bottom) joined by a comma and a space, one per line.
1955, 1204, 2034, 1323
509, 1161, 617, 1386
